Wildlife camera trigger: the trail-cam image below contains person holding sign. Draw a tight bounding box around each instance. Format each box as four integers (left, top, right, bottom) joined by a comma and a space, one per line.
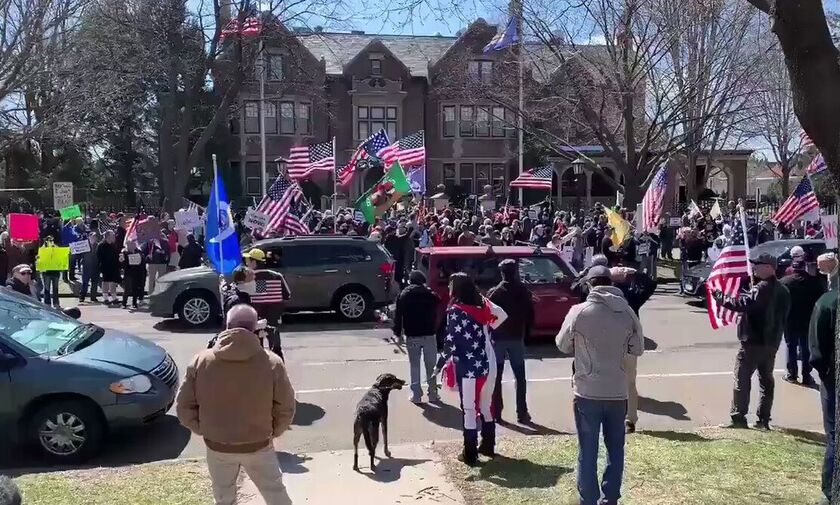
120, 239, 146, 309
36, 235, 69, 308
79, 233, 101, 303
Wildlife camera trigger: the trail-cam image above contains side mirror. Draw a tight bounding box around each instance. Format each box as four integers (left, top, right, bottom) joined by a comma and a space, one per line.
0, 352, 23, 372
62, 307, 81, 319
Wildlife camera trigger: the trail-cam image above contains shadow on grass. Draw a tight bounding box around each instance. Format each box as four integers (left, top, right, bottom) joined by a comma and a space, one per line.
640, 431, 711, 442
473, 454, 573, 489
775, 427, 826, 446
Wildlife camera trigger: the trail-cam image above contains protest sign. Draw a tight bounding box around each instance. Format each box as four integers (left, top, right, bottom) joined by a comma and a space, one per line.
353, 210, 365, 223
136, 217, 160, 244
69, 240, 91, 254
59, 204, 82, 220
175, 210, 201, 230
244, 209, 269, 231
669, 217, 682, 227
36, 247, 70, 272
127, 253, 142, 266
53, 182, 73, 210
823, 214, 837, 250
8, 214, 39, 241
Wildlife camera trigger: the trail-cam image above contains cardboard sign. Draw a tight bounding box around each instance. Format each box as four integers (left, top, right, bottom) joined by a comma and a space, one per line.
127, 253, 142, 266
637, 242, 651, 256
36, 246, 70, 272
244, 209, 269, 231
69, 240, 91, 254
59, 204, 82, 221
8, 213, 39, 241
823, 214, 838, 250
669, 217, 683, 227
353, 210, 365, 223
174, 210, 200, 230
136, 217, 160, 244
53, 182, 73, 210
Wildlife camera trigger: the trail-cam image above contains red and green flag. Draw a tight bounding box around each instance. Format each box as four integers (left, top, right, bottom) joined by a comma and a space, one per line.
355, 162, 411, 224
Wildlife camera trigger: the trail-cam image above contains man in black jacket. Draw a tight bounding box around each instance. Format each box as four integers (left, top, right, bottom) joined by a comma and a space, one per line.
393, 270, 440, 403
488, 259, 535, 423
780, 259, 825, 386
6, 264, 33, 297
713, 253, 791, 430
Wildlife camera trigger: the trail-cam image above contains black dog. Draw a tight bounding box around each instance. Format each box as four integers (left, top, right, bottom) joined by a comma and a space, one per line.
353, 373, 406, 471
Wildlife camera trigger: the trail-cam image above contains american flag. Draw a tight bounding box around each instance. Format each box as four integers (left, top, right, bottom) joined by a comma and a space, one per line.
642, 165, 668, 233
441, 307, 490, 379
800, 130, 815, 148
220, 16, 262, 41
706, 211, 749, 330
256, 175, 303, 234
251, 278, 286, 304
124, 217, 139, 246
773, 176, 820, 226
287, 141, 335, 181
283, 194, 311, 236
807, 153, 827, 175
510, 166, 553, 190
379, 131, 425, 170
336, 129, 390, 187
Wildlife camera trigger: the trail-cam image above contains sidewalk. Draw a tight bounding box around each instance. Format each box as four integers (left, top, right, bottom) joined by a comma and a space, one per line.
239, 443, 463, 504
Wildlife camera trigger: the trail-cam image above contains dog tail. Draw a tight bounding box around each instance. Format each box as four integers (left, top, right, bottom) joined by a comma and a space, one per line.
361, 418, 378, 454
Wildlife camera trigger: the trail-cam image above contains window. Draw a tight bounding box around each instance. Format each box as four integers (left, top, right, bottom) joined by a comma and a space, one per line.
442, 106, 456, 138
244, 101, 260, 133
279, 245, 320, 268
468, 61, 493, 82
476, 163, 490, 192
436, 257, 502, 290
517, 257, 572, 284
443, 163, 456, 190
263, 102, 277, 134
491, 106, 506, 137
476, 108, 490, 137
245, 162, 261, 195
459, 163, 474, 193
492, 163, 506, 196
506, 109, 518, 138
357, 106, 398, 141
296, 103, 311, 134
371, 59, 382, 76
318, 245, 370, 264
266, 51, 283, 81
280, 102, 295, 134
459, 106, 474, 137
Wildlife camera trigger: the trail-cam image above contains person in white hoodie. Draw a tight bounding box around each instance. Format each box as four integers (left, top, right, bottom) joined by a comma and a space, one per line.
556, 265, 644, 505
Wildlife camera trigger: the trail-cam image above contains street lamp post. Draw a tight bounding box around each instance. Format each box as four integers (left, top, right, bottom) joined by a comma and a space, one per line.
572, 157, 587, 211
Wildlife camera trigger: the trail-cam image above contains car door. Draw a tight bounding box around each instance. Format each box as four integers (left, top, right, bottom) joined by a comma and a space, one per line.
517, 256, 575, 335
269, 244, 322, 310
318, 244, 371, 304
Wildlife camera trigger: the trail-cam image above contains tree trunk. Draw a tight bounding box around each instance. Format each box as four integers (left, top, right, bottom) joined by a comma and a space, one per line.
780, 162, 791, 200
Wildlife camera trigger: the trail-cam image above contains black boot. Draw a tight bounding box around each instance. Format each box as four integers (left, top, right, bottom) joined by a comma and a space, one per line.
479, 420, 496, 458
459, 429, 479, 466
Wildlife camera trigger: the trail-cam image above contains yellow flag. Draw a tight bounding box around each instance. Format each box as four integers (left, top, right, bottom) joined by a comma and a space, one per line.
605, 208, 631, 247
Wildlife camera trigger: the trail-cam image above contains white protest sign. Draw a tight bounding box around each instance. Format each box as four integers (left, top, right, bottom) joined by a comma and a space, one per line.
353, 210, 365, 223
53, 182, 73, 210
127, 253, 142, 266
669, 217, 682, 227
244, 209, 269, 231
69, 240, 91, 254
823, 214, 838, 250
175, 210, 201, 230
584, 246, 594, 266
637, 242, 651, 256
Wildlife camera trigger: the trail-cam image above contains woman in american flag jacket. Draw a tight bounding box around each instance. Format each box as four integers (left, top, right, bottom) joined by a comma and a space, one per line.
435, 272, 507, 465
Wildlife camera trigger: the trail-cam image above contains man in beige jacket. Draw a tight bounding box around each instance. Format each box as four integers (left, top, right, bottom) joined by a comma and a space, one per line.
176, 304, 296, 505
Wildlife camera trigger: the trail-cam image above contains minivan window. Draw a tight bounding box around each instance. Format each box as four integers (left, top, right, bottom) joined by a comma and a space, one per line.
519, 257, 570, 284
0, 295, 81, 355
317, 245, 370, 264
437, 257, 502, 291
281, 245, 320, 268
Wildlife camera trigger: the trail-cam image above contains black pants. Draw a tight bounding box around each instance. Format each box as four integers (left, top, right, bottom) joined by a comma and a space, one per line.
122, 275, 143, 306
731, 343, 778, 422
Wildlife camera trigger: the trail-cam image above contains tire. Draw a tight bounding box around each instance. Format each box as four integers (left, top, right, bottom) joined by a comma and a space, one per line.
28, 399, 104, 463
178, 291, 216, 327
335, 288, 373, 321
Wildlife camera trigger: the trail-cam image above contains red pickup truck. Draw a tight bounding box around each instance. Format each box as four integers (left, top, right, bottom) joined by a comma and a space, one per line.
413, 246, 580, 338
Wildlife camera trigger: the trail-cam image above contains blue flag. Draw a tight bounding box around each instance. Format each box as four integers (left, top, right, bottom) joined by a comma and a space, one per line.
205, 173, 240, 275
483, 17, 520, 53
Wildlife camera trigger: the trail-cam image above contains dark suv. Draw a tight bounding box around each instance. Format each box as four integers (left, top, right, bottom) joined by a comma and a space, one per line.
149, 236, 398, 325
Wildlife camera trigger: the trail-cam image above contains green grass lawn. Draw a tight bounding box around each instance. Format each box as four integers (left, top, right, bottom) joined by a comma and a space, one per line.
436, 427, 826, 505
14, 461, 213, 505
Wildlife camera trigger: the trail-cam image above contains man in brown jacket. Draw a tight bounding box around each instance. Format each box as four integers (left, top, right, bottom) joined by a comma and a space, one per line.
176, 304, 296, 505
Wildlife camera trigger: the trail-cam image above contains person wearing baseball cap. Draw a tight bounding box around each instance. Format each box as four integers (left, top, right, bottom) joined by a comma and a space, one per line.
712, 252, 791, 430
241, 247, 290, 328
780, 256, 825, 387
7, 264, 34, 297
556, 264, 644, 505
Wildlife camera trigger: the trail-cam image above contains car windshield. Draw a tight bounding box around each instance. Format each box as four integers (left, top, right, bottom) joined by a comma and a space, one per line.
750, 242, 794, 260
0, 291, 82, 355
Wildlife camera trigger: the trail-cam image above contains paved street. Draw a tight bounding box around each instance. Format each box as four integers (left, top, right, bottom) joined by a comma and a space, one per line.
7, 285, 826, 469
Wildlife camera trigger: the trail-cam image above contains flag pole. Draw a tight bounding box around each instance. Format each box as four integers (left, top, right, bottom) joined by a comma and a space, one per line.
516, 3, 524, 208
259, 38, 267, 198
333, 136, 338, 233
739, 205, 753, 289
212, 153, 224, 279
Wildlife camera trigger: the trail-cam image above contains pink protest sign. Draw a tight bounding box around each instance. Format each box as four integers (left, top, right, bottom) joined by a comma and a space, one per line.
8, 213, 39, 241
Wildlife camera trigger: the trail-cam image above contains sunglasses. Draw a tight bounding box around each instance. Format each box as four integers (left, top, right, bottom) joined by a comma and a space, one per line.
19, 271, 32, 276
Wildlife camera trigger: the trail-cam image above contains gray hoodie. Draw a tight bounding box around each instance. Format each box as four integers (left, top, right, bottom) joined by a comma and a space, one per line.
556, 285, 644, 400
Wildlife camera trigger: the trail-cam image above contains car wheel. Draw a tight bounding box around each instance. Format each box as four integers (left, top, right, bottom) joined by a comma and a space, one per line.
336, 289, 373, 321
29, 400, 104, 463
178, 291, 215, 326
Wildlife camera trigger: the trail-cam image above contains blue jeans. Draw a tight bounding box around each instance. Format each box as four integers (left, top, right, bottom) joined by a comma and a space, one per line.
821, 382, 835, 501
42, 272, 61, 307
784, 331, 812, 379
406, 335, 437, 399
573, 396, 627, 505
492, 339, 528, 418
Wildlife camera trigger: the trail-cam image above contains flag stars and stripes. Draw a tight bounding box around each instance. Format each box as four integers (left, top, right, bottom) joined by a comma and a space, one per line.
706, 213, 749, 330
773, 176, 820, 226
379, 131, 426, 170
510, 166, 554, 190
287, 141, 335, 181
642, 165, 668, 233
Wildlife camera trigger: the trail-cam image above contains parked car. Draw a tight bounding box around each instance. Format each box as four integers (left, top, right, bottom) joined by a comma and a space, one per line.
0, 289, 177, 463
414, 245, 580, 338
149, 235, 398, 326
681, 239, 827, 296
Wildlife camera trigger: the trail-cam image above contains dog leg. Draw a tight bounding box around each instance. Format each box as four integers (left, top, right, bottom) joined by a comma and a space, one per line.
353, 420, 362, 471
382, 412, 392, 458
368, 422, 379, 471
